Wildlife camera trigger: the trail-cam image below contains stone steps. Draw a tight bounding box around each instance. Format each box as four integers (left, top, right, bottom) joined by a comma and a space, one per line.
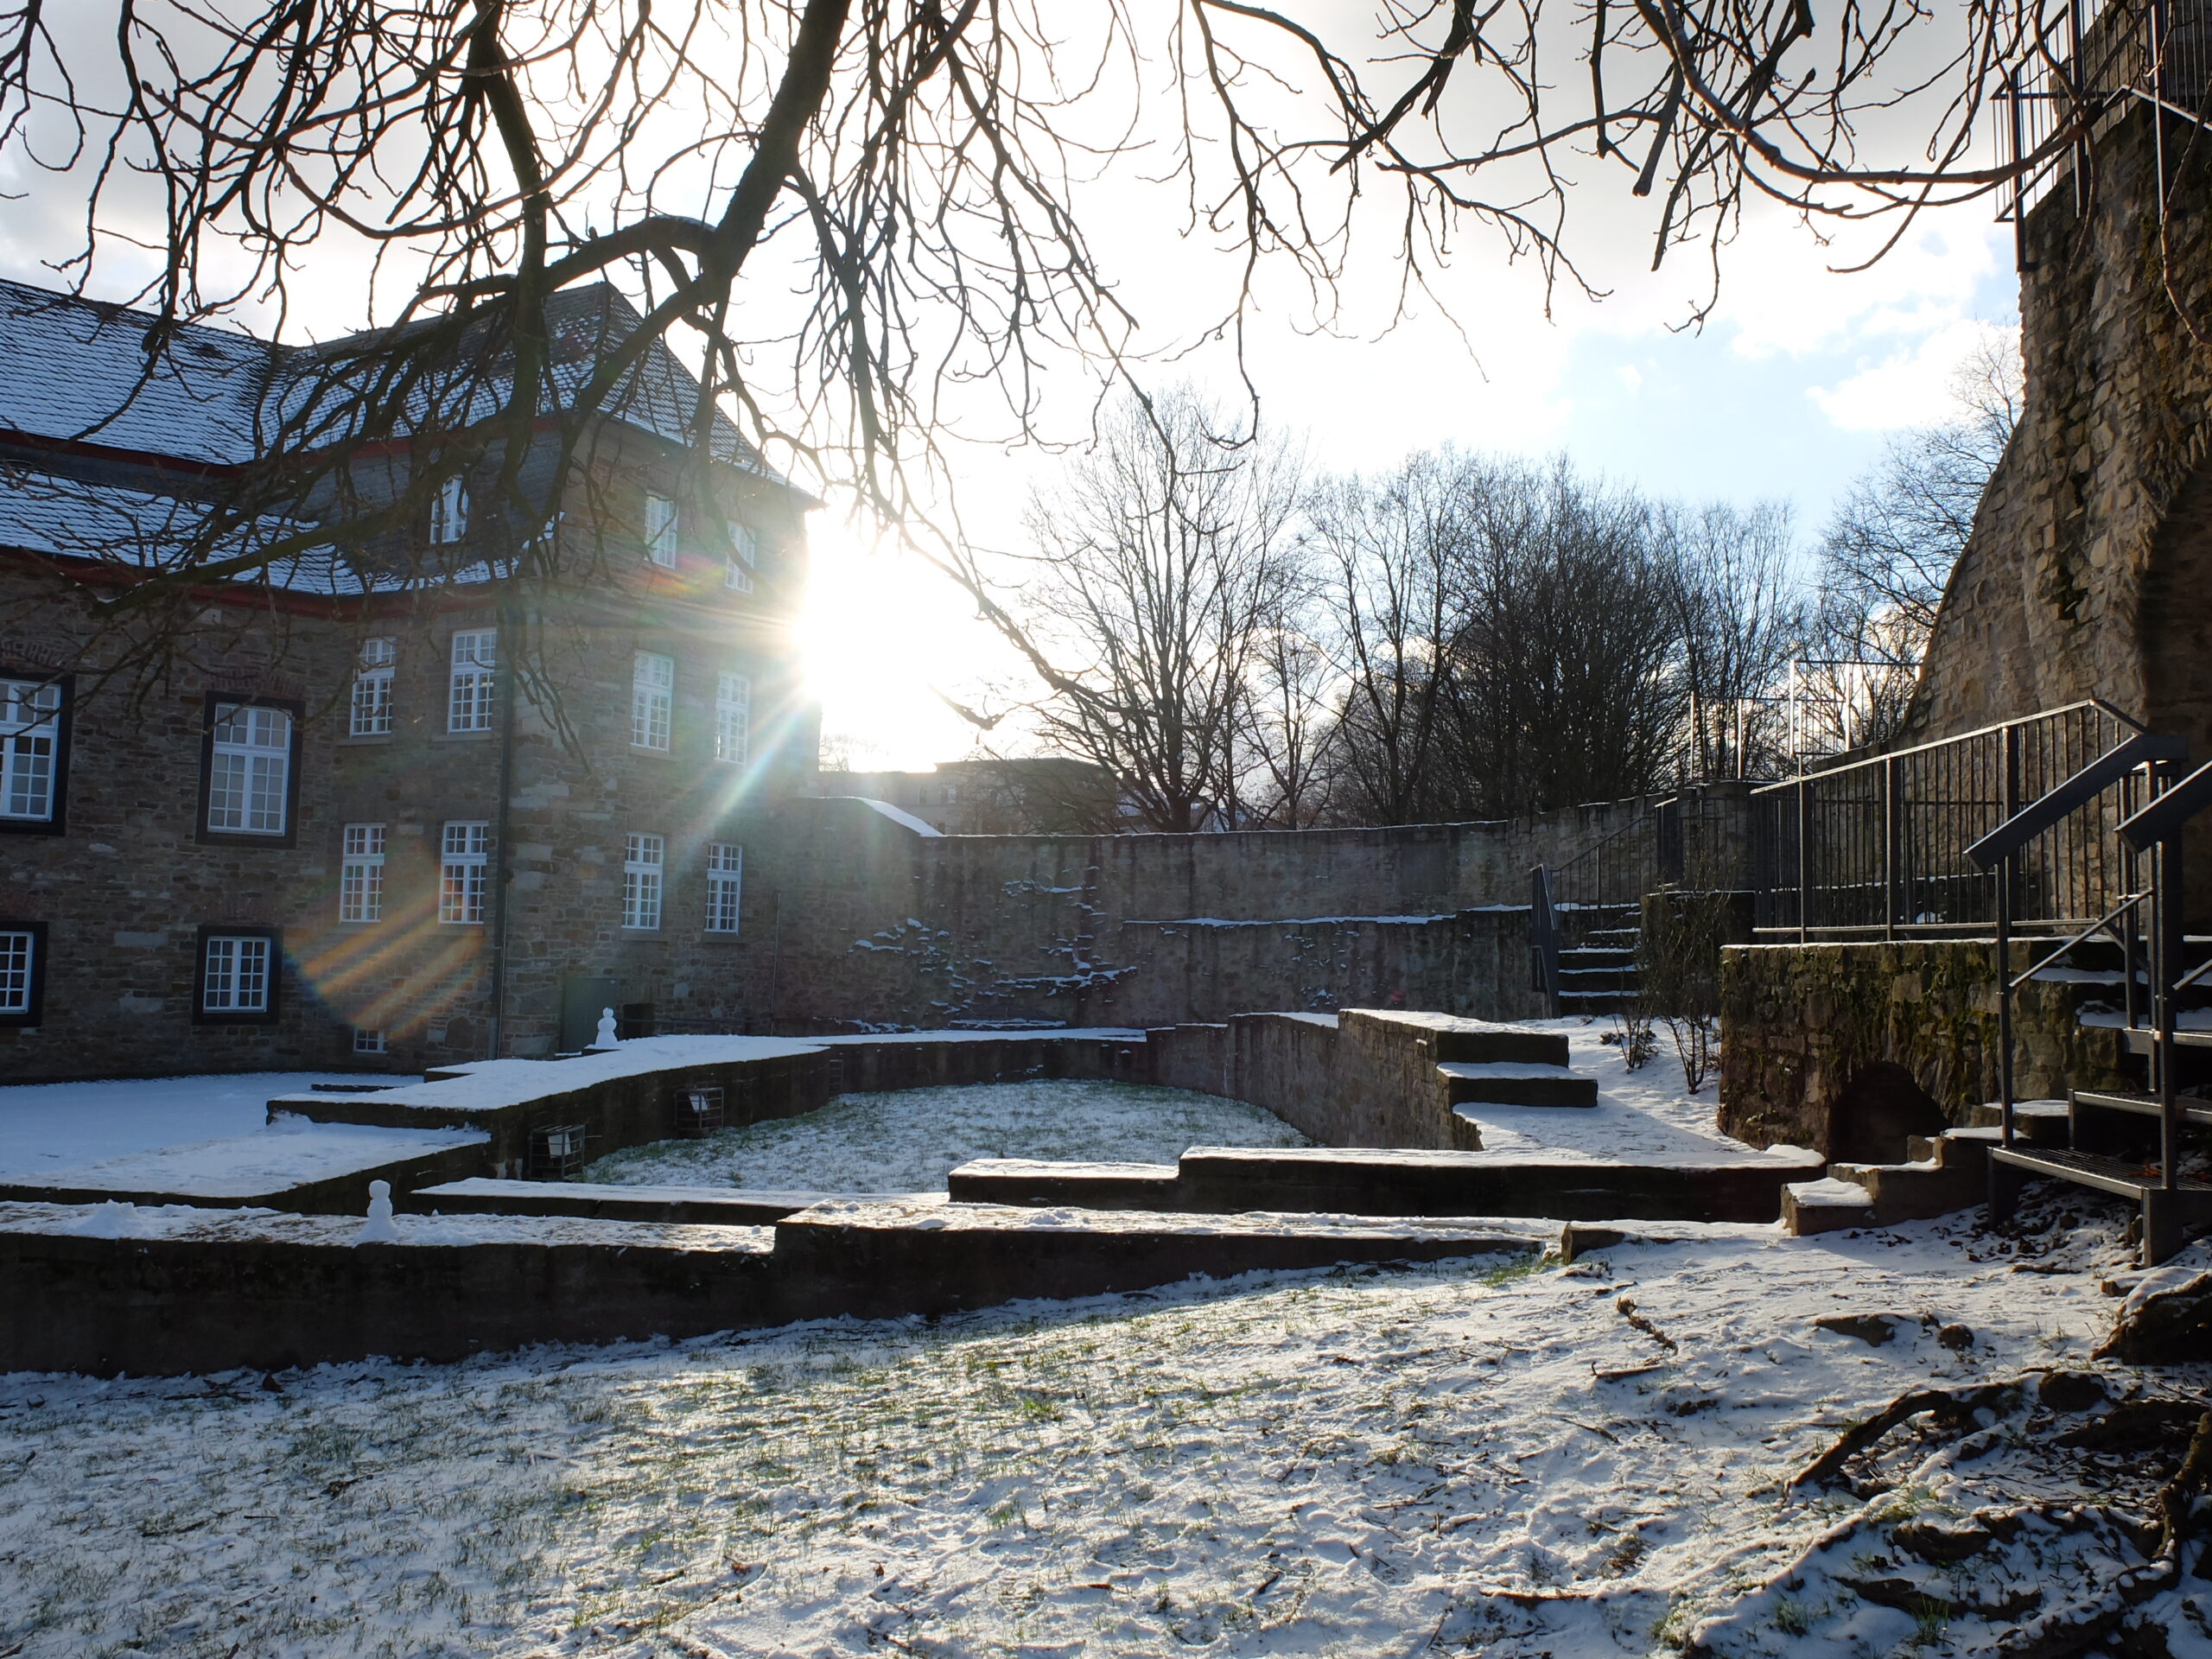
1783, 1127, 2003, 1236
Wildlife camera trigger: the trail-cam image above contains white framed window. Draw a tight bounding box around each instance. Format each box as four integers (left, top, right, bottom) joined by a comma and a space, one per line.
206, 703, 293, 836
350, 638, 396, 737
725, 521, 757, 593
200, 932, 273, 1014
0, 925, 39, 1021
714, 672, 751, 766
705, 842, 743, 935
340, 823, 386, 924
448, 630, 497, 733
353, 1027, 386, 1054
440, 821, 490, 925
645, 493, 679, 568
1, 677, 62, 823
430, 475, 469, 544
622, 833, 664, 930
632, 652, 674, 752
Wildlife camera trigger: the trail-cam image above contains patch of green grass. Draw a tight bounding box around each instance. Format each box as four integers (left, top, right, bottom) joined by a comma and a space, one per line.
1478, 1253, 1545, 1287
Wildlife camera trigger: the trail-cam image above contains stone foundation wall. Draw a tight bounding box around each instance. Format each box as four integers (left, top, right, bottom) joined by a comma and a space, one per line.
1718, 939, 2138, 1154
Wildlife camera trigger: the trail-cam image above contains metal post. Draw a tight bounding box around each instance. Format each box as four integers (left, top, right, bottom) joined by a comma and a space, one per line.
1999, 721, 2022, 1144
1999, 849, 2016, 1147
2156, 836, 2180, 1192
1883, 752, 1900, 941
1796, 779, 1810, 945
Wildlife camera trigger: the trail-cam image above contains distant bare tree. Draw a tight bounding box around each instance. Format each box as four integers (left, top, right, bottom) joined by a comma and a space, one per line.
0, 0, 2091, 679
1306, 454, 1465, 826
1015, 391, 1303, 833
1812, 329, 2024, 749
1240, 566, 1338, 830
1657, 499, 1805, 782
1448, 460, 1681, 817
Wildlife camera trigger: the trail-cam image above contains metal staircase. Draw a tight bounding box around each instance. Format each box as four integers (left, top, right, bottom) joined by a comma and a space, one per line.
1974, 734, 2212, 1265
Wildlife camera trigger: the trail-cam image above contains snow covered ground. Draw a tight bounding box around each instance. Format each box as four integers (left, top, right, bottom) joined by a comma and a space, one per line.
582, 1079, 1313, 1192
0, 1071, 410, 1183
0, 1192, 2198, 1657
1452, 1018, 1762, 1163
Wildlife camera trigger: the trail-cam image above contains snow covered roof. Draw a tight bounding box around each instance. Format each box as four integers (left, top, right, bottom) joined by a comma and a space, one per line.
0, 278, 783, 482
0, 280, 278, 466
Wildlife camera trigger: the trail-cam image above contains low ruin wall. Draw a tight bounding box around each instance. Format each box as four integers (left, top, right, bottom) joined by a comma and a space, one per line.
749, 794, 1623, 1031
1718, 939, 2137, 1154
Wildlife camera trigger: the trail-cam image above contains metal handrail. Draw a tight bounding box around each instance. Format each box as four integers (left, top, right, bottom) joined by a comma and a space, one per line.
2005, 889, 2151, 996
1529, 864, 1562, 1018
1748, 698, 2146, 799
2120, 754, 2212, 849
1968, 731, 2190, 868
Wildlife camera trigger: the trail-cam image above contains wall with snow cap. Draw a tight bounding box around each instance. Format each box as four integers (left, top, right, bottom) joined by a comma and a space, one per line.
746, 793, 1657, 1030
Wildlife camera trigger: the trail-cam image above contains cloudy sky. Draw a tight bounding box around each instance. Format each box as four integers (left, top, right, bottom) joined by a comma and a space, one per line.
804, 197, 2020, 771
0, 1, 2023, 773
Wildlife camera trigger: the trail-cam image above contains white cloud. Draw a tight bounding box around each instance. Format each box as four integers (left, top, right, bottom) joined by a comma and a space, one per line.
1806, 318, 2012, 433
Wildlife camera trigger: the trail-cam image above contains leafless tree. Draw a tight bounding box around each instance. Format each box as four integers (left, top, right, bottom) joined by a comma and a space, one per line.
1448, 458, 1681, 817
1239, 563, 1338, 830
0, 0, 2100, 677
1656, 499, 1805, 782
1014, 390, 1303, 833
1810, 328, 2024, 749
1306, 453, 1465, 825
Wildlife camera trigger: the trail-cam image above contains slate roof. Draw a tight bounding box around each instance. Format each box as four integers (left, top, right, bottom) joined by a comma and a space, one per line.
0, 277, 778, 479
0, 281, 278, 466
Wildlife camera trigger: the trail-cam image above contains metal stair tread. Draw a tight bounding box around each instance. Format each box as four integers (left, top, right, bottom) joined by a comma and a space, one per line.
1991, 1144, 2212, 1199
2069, 1089, 2212, 1128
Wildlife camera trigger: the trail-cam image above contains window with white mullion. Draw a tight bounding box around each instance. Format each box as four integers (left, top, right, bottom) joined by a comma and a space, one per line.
632, 652, 674, 752
448, 630, 497, 733
724, 521, 757, 592
340, 823, 386, 923
201, 934, 271, 1013
645, 493, 679, 568
714, 672, 751, 766
623, 832, 664, 930
207, 704, 292, 835
351, 638, 395, 737
440, 821, 490, 925
0, 926, 35, 1016
705, 842, 742, 934
0, 677, 61, 822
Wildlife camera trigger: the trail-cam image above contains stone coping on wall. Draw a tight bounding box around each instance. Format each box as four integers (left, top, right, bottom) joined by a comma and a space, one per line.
415, 1177, 931, 1224
950, 1141, 1827, 1224
0, 1195, 1544, 1376
0, 1124, 490, 1215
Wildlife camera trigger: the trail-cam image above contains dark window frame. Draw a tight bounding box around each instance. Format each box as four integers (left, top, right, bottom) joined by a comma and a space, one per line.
193, 924, 284, 1026
195, 693, 304, 849
0, 670, 72, 837
0, 918, 48, 1027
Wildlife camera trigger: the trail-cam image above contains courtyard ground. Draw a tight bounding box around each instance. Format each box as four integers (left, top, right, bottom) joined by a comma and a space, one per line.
0, 1189, 2200, 1658
581, 1078, 1313, 1192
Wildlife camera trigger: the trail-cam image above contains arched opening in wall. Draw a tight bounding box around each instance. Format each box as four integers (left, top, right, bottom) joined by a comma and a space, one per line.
2138, 454, 2212, 928
1827, 1061, 1948, 1166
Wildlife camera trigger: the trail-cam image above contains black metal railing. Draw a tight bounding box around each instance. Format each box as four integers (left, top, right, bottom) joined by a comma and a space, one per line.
1749, 700, 2152, 939
1999, 0, 2212, 264
1529, 804, 1679, 1012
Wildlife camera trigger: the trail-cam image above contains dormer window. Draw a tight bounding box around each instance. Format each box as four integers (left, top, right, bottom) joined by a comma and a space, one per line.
645, 494, 679, 569
725, 521, 757, 592
430, 476, 469, 544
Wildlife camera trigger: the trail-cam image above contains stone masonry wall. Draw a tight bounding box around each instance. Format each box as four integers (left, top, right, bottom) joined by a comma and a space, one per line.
741, 795, 1638, 1032
1911, 99, 2212, 748
1718, 939, 2138, 1154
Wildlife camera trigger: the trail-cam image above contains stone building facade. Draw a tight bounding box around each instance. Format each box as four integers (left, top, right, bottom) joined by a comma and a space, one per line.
1910, 88, 2212, 749
0, 279, 817, 1081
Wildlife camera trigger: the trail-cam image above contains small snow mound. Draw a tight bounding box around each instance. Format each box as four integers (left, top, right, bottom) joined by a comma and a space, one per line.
64, 1200, 146, 1238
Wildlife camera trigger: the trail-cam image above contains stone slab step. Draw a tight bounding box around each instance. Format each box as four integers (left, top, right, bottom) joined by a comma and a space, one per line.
1783, 1178, 1877, 1235
1428, 1027, 1570, 1067
946, 1160, 1178, 1210
1437, 1062, 1599, 1109
414, 1177, 862, 1224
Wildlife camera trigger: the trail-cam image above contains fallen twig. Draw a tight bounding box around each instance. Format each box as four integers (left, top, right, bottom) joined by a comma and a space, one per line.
1788, 1382, 2014, 1491
1615, 1296, 1677, 1353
